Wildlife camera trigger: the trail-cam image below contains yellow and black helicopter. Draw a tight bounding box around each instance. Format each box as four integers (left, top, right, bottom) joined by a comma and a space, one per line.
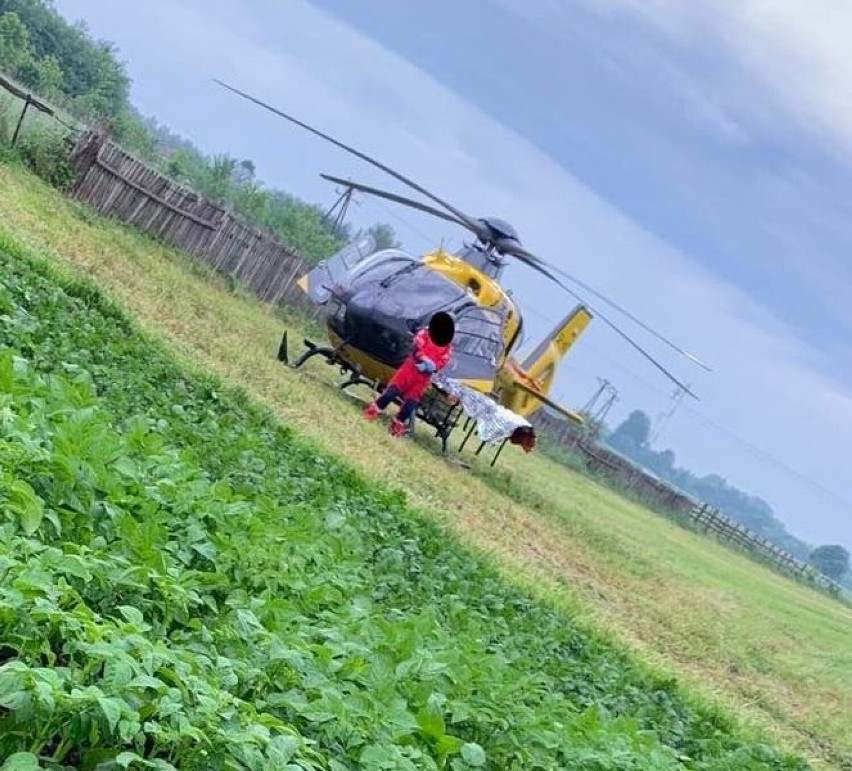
217, 81, 709, 456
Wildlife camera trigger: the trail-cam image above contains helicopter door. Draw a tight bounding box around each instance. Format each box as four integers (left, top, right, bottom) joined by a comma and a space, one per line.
297, 233, 377, 303
442, 304, 507, 385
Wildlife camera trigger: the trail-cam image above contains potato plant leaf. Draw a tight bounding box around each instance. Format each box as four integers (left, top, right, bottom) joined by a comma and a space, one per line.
0, 753, 40, 771
7, 480, 44, 535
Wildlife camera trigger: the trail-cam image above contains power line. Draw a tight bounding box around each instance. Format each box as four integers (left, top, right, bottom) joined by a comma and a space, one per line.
522, 307, 852, 519
354, 187, 452, 252
319, 178, 444, 254
581, 378, 619, 424
680, 404, 852, 514
651, 383, 690, 445
321, 184, 354, 234
581, 379, 609, 415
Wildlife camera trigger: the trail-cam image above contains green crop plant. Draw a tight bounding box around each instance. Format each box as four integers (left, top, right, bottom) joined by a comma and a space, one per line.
0, 234, 813, 769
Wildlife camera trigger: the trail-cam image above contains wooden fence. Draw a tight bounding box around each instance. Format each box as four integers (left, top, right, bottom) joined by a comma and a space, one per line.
68, 127, 316, 312
0, 72, 79, 145
688, 502, 840, 592
531, 409, 844, 598
3, 79, 844, 601
530, 408, 689, 506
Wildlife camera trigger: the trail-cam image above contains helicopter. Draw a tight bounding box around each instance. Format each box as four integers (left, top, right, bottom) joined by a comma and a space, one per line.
215, 80, 710, 455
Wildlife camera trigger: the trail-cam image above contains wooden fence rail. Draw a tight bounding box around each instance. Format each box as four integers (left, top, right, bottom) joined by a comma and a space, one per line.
531, 409, 843, 598
68, 127, 317, 312
0, 72, 79, 145
1, 80, 317, 314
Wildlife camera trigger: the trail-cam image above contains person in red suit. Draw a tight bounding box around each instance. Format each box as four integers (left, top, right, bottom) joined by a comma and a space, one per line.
363, 311, 455, 436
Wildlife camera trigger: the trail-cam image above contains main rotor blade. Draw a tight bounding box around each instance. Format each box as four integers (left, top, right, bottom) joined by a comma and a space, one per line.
214, 79, 487, 240
504, 245, 699, 397
564, 284, 699, 397
319, 178, 566, 293
320, 174, 471, 230
549, 265, 712, 372
213, 79, 706, 391
503, 241, 711, 375
582, 297, 699, 399
498, 244, 574, 290
498, 242, 561, 276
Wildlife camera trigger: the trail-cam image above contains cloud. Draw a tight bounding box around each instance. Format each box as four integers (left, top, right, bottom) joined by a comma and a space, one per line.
52, 0, 852, 548
491, 0, 852, 373
569, 0, 852, 159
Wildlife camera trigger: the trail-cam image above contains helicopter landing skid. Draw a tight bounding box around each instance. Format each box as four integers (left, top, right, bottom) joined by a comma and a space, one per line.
277, 330, 493, 462
278, 331, 380, 396
278, 330, 347, 371
291, 341, 340, 369
337, 371, 378, 392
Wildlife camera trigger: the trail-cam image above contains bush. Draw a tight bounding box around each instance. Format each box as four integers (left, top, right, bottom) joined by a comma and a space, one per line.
13, 121, 76, 189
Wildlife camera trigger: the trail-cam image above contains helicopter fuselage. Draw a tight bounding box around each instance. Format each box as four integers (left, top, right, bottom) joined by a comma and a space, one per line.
322, 247, 523, 394
221, 80, 705, 408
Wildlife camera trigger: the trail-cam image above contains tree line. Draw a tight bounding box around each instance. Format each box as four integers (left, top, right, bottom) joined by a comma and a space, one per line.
0, 0, 400, 263
607, 410, 850, 584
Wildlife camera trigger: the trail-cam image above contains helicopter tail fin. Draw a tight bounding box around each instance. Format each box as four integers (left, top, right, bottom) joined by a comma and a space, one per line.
520, 304, 593, 380
497, 305, 592, 419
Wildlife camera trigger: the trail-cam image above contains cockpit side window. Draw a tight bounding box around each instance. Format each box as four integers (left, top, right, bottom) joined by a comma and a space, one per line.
442, 302, 506, 380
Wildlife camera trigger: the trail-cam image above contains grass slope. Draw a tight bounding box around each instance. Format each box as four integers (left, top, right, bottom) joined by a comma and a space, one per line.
0, 160, 849, 768
0, 198, 811, 770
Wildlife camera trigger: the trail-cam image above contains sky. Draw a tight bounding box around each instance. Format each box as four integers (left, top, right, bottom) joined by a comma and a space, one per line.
51, 0, 852, 551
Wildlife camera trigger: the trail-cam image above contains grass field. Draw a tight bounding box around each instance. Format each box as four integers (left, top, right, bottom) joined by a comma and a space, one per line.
1, 159, 850, 769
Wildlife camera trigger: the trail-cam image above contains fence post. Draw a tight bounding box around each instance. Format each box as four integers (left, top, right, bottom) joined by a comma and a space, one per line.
11, 94, 31, 147
68, 119, 111, 194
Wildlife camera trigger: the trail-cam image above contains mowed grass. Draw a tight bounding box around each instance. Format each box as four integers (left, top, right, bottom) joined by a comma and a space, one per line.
1, 161, 850, 768
7, 237, 778, 768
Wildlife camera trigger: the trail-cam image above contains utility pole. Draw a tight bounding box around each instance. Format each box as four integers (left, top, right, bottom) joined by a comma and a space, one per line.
651, 382, 690, 444
581, 378, 609, 416
594, 386, 618, 425
322, 183, 355, 235
581, 378, 619, 431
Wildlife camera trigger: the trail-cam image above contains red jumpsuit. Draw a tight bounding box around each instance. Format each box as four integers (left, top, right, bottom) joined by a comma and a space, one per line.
387, 328, 453, 401
366, 328, 453, 432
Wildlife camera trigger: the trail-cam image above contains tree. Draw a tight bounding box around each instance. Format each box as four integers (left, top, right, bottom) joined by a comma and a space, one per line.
232, 158, 255, 186
0, 0, 130, 116
366, 222, 400, 250
27, 52, 63, 99
809, 545, 850, 581
0, 12, 31, 74
647, 448, 676, 477
600, 405, 814, 560
198, 154, 238, 203
607, 410, 651, 453
111, 108, 158, 161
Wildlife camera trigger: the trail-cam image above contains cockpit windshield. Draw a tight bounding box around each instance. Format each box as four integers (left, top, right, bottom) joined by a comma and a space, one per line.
349, 248, 419, 285
323, 254, 507, 381
442, 302, 506, 382
300, 235, 420, 304
354, 261, 506, 380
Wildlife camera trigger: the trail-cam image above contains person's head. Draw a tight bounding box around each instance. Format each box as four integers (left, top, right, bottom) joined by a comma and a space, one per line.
428, 311, 455, 346
511, 426, 536, 453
